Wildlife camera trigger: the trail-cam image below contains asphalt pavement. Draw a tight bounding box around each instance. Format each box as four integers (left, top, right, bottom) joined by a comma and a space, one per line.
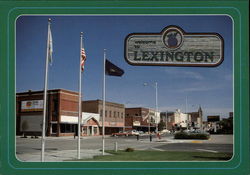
16, 134, 233, 162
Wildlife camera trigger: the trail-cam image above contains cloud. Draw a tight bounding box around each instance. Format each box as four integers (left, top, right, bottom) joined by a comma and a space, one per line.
164, 68, 204, 80
179, 85, 222, 92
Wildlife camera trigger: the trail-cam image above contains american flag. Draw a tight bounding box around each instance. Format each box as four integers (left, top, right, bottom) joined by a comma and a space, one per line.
81, 47, 86, 72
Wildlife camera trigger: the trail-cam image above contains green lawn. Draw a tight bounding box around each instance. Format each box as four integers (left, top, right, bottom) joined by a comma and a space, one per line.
78, 150, 232, 161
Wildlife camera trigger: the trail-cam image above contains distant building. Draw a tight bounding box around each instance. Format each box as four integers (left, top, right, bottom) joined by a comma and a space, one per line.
125, 107, 149, 132
125, 107, 160, 132
187, 106, 203, 129
164, 109, 189, 130
149, 109, 161, 126
229, 112, 233, 118
160, 107, 203, 131
82, 100, 125, 135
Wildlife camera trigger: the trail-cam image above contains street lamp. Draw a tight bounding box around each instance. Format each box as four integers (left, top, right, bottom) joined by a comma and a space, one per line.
143, 82, 159, 133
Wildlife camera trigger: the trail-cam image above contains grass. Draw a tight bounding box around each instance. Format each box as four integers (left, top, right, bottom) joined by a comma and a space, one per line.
79, 150, 232, 161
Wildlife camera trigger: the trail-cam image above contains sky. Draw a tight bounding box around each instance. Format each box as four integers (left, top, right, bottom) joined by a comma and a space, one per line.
16, 15, 233, 120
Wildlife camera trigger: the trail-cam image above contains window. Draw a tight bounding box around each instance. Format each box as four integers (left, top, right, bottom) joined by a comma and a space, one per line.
52, 124, 57, 133
121, 113, 123, 118
105, 110, 107, 117
60, 124, 75, 133
53, 99, 58, 113
114, 111, 116, 118
168, 116, 171, 122
52, 99, 58, 120
109, 111, 112, 117
100, 110, 103, 117
118, 112, 120, 118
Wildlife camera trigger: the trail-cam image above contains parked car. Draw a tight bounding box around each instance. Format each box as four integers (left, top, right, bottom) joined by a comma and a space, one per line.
138, 131, 144, 135
111, 131, 128, 137
161, 129, 171, 133
127, 130, 140, 136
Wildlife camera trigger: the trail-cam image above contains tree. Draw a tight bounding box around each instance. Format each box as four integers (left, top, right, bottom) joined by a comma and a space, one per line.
218, 117, 233, 134
158, 120, 166, 131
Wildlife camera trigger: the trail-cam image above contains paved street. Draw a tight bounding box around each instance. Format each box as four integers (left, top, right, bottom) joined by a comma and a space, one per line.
16, 134, 233, 162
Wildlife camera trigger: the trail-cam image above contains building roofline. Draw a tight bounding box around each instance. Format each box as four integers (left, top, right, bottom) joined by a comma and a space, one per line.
83, 99, 124, 107
16, 88, 79, 96
125, 107, 149, 110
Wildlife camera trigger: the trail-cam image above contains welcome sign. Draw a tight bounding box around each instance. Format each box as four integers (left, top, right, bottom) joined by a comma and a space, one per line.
125, 26, 224, 66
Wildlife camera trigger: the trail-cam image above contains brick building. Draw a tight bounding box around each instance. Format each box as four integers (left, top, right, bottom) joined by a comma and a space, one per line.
125, 107, 157, 132
82, 100, 125, 135
82, 112, 100, 136
16, 89, 80, 137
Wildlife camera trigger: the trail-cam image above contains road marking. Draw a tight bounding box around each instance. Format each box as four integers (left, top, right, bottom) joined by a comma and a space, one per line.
191, 141, 203, 143
196, 149, 218, 153
150, 148, 165, 151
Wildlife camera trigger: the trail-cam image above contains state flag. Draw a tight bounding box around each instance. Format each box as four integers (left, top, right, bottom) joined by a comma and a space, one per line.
105, 59, 124, 76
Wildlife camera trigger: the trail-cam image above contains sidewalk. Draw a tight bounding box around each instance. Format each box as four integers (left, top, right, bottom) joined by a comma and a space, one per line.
16, 149, 107, 162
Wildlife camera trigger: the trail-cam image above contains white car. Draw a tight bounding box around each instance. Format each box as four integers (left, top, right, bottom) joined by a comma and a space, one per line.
161, 129, 170, 133
129, 130, 140, 135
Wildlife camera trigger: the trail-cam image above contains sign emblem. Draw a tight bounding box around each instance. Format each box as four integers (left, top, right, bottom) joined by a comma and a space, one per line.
163, 27, 183, 49
125, 25, 224, 67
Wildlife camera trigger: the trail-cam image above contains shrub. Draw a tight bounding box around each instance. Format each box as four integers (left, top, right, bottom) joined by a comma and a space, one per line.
174, 132, 190, 139
174, 132, 210, 140
125, 147, 134, 152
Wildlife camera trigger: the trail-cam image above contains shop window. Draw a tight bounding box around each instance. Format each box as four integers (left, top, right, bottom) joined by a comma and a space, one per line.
83, 126, 87, 134
60, 124, 74, 133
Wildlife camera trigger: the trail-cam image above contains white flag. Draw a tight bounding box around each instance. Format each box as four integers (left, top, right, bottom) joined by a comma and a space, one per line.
48, 24, 53, 65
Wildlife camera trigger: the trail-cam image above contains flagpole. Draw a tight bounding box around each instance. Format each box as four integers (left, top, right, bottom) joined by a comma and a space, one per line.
77, 32, 83, 159
155, 82, 158, 133
102, 49, 106, 155
41, 18, 51, 162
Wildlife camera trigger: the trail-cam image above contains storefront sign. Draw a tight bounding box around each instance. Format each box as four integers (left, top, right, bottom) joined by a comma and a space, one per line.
21, 100, 43, 112
125, 25, 224, 66
133, 121, 141, 126
207, 115, 220, 122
